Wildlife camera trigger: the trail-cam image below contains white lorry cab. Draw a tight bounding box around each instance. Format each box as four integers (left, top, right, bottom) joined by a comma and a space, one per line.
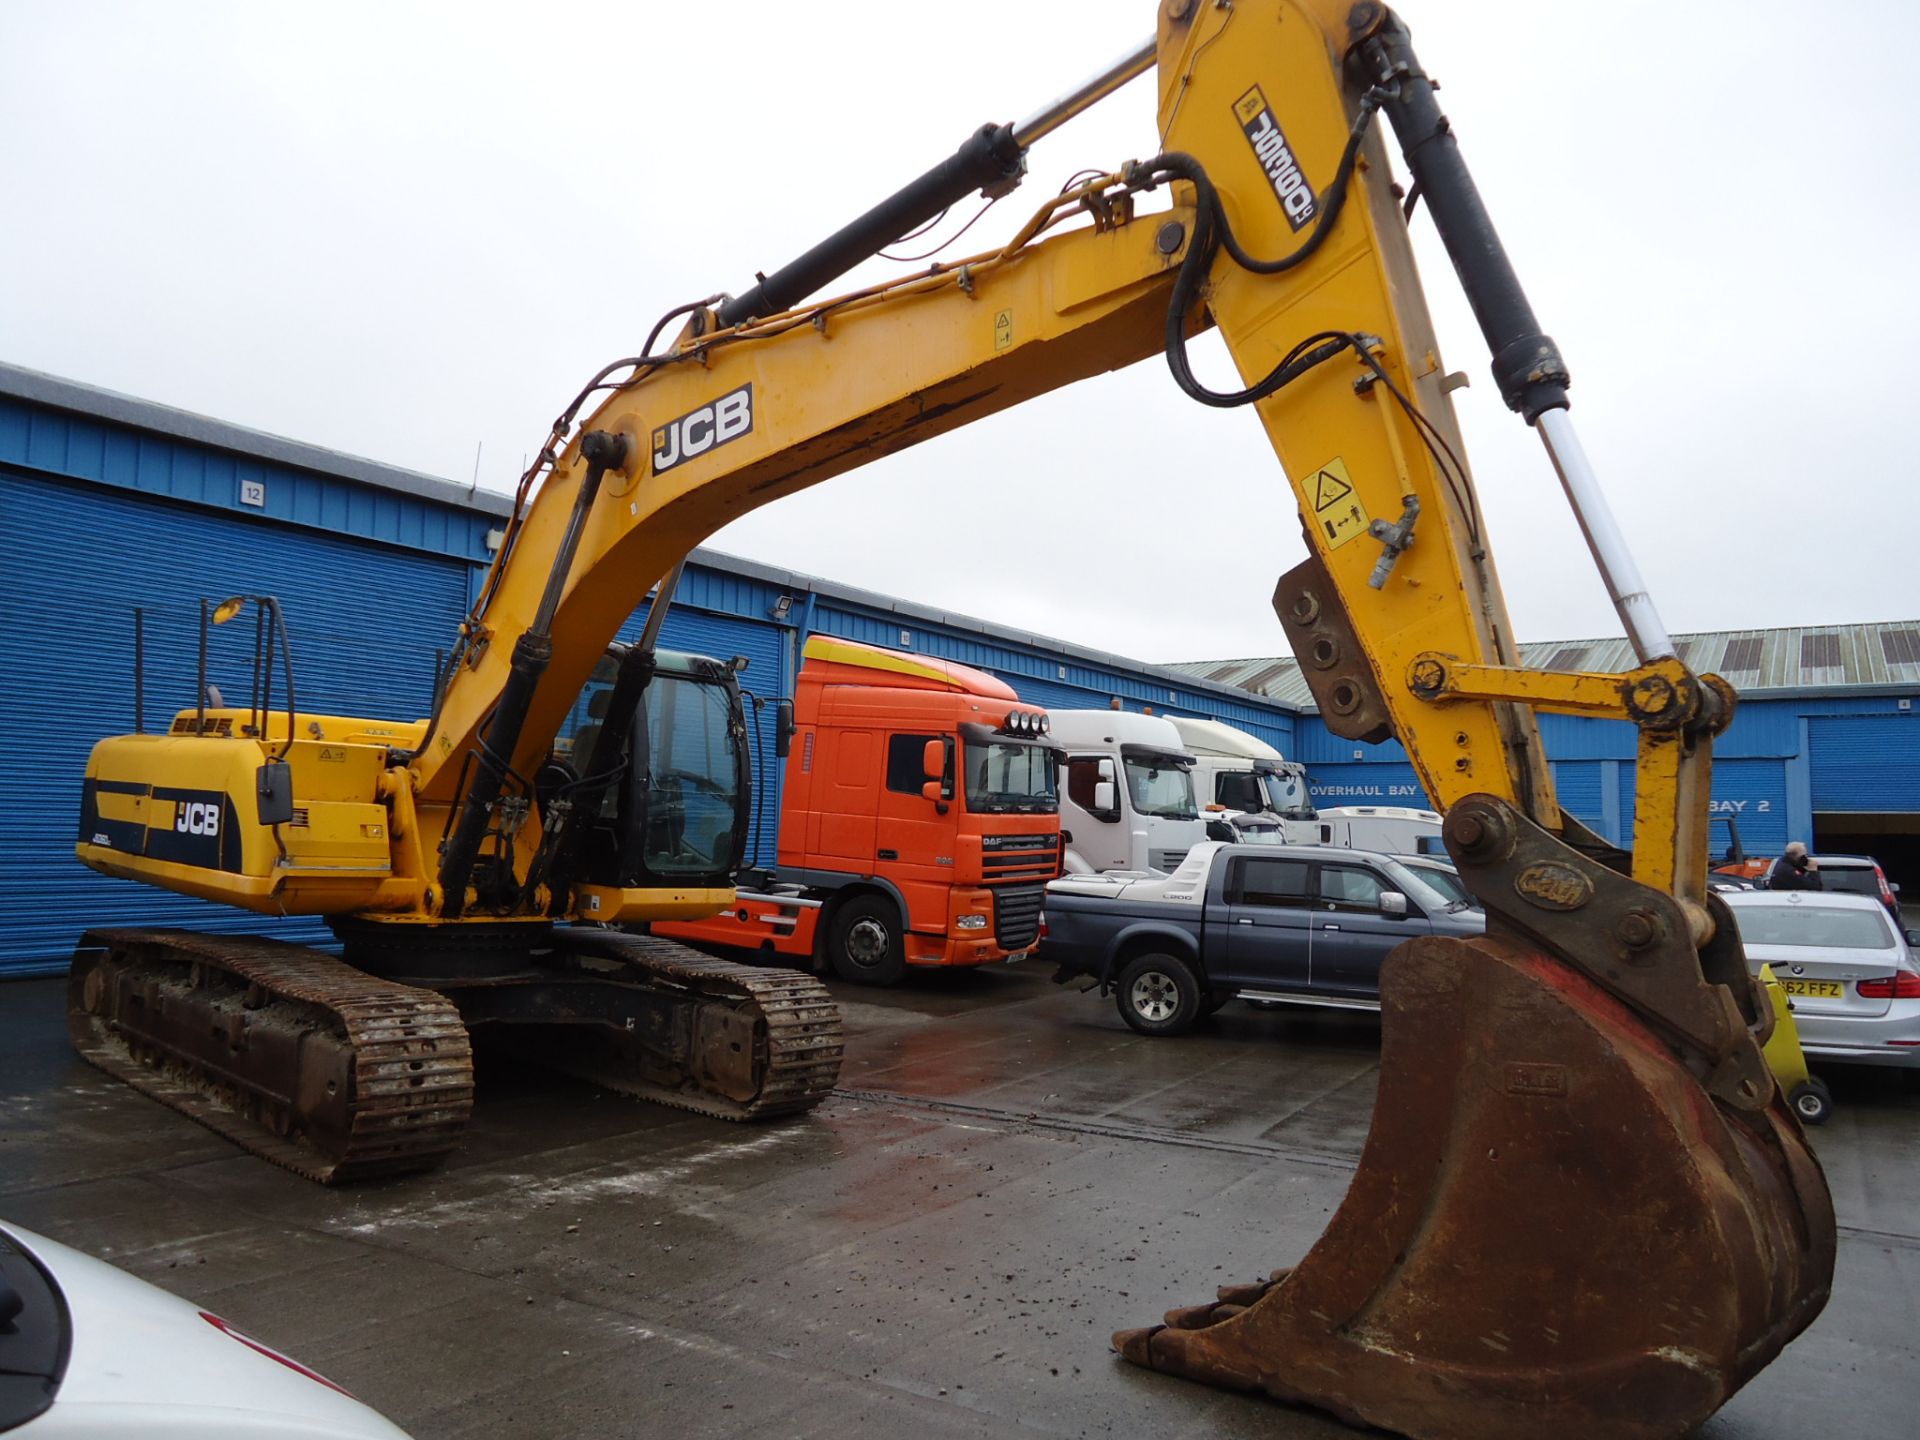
1164, 716, 1314, 829
1050, 711, 1207, 875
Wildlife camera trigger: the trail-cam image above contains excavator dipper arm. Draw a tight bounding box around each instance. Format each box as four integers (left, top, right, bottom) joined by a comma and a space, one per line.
396, 4, 1831, 1435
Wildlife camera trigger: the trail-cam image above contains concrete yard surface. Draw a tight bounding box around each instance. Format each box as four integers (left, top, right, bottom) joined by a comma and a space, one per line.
2, 962, 1917, 1438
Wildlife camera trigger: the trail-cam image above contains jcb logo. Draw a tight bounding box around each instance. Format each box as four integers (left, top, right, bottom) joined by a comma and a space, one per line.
175, 801, 221, 837
652, 383, 753, 475
1235, 86, 1317, 232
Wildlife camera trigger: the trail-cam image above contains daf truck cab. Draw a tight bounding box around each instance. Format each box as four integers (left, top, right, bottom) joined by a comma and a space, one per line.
656, 637, 1060, 984
1051, 711, 1207, 876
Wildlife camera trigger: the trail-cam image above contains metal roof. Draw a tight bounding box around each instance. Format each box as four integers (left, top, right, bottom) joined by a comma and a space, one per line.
0, 361, 512, 518
1173, 623, 1920, 706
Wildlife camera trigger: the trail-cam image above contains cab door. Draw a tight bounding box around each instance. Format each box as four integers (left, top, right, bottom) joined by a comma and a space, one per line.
1216, 854, 1315, 991
1063, 754, 1129, 872
875, 732, 950, 871
1308, 861, 1421, 999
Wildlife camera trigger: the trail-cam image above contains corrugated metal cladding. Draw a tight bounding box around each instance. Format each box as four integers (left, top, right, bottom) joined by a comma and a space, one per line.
0, 393, 496, 564
1810, 714, 1920, 813
0, 470, 469, 975
1552, 763, 1606, 835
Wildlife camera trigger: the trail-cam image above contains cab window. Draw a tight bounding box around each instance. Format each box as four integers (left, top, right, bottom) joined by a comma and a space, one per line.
1318, 865, 1388, 912
885, 733, 941, 794
1231, 857, 1311, 908
1215, 772, 1263, 811
1066, 757, 1112, 814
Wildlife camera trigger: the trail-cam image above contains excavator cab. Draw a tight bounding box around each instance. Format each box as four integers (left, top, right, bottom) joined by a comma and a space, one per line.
545, 643, 752, 894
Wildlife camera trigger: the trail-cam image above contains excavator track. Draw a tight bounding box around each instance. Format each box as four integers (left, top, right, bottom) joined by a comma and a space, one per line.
69, 928, 474, 1185
518, 930, 843, 1121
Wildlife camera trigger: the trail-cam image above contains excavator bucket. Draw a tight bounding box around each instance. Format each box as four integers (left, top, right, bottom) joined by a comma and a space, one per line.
1115, 933, 1834, 1440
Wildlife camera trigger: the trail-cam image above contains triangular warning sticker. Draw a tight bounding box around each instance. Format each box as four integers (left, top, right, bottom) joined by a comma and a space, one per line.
1312, 467, 1352, 510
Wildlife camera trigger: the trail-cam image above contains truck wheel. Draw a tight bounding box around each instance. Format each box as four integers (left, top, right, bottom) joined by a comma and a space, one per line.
828, 895, 907, 986
1788, 1078, 1833, 1126
1115, 952, 1200, 1037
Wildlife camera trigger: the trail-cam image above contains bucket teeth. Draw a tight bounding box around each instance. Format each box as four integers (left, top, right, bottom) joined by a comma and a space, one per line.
1215, 1281, 1271, 1307
1112, 934, 1835, 1440
1161, 1303, 1226, 1331
1111, 1324, 1158, 1364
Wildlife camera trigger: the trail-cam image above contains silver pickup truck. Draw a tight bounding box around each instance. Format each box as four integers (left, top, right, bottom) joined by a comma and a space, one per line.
1045, 842, 1485, 1034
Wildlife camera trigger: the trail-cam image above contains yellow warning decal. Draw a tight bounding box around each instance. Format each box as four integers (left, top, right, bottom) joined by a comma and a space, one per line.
1308, 458, 1370, 550
994, 309, 1013, 351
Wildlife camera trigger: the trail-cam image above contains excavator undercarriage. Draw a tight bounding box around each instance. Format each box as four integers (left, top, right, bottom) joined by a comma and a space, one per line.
69, 927, 842, 1183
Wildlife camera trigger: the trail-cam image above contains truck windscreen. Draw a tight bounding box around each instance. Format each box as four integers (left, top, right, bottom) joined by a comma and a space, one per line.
1124, 753, 1197, 820
964, 740, 1058, 815
1259, 768, 1314, 819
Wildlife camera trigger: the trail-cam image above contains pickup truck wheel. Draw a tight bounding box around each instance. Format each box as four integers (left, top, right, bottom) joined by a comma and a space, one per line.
828, 895, 908, 985
1116, 953, 1200, 1037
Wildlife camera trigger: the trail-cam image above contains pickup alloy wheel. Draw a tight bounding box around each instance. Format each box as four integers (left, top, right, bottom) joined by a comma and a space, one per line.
1116, 952, 1200, 1037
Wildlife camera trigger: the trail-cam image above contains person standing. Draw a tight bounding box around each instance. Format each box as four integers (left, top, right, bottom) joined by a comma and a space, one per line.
1765, 842, 1823, 891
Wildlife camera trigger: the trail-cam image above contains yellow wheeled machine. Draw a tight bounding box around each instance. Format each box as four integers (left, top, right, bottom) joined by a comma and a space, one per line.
71, 4, 1831, 1436
1759, 963, 1832, 1124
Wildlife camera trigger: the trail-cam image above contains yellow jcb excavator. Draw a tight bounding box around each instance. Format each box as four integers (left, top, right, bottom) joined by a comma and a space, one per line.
70, 3, 1833, 1436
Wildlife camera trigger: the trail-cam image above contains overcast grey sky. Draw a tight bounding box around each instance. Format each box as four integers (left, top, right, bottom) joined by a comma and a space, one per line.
4, 2, 1915, 664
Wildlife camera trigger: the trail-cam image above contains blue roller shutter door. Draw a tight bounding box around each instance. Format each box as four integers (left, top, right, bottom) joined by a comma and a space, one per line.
0, 472, 469, 975
1810, 715, 1920, 814
1552, 762, 1607, 839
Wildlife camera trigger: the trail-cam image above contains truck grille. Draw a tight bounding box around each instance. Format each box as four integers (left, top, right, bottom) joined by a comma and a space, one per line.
990, 883, 1045, 951
981, 848, 1058, 881
1150, 848, 1189, 873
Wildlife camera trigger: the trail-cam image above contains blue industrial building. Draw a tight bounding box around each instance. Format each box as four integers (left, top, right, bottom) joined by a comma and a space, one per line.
1179, 630, 1920, 887
3, 361, 1914, 976
0, 363, 1293, 975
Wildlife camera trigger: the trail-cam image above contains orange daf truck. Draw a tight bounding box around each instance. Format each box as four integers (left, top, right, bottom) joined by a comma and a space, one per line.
655, 636, 1060, 984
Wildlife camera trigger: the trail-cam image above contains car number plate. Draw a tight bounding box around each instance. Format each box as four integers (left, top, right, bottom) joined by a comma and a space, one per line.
1778, 979, 1844, 999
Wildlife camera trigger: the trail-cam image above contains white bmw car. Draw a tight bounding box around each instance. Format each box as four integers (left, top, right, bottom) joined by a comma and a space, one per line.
0, 1220, 409, 1438
1724, 889, 1920, 1069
